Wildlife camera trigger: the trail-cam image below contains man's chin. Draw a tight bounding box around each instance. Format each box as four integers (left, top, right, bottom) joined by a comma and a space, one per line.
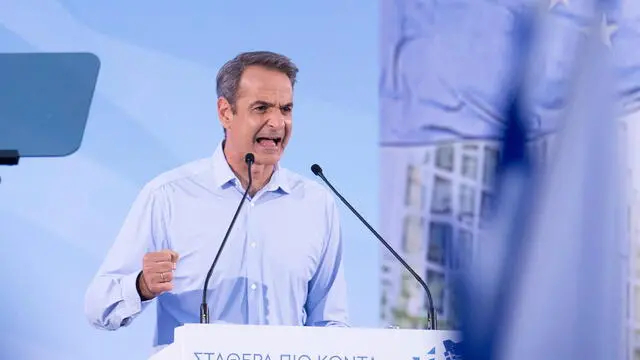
253, 152, 281, 166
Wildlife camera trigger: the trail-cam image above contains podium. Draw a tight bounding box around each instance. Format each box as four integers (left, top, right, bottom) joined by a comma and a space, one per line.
149, 323, 462, 360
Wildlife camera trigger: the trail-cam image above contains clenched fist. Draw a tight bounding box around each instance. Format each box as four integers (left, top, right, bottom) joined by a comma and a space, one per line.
137, 250, 179, 300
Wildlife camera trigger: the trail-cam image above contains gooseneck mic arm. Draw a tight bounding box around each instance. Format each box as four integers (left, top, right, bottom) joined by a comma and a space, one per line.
200, 153, 255, 324
310, 163, 437, 330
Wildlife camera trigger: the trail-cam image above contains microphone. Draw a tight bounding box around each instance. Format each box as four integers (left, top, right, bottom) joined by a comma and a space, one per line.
200, 152, 255, 323
310, 163, 438, 330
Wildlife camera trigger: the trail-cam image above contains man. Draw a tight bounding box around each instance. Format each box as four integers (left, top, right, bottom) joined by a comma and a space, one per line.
84, 51, 349, 350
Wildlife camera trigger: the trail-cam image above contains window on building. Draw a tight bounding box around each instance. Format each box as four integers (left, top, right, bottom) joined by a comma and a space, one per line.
482, 146, 499, 187
462, 152, 479, 180
404, 164, 424, 208
427, 269, 446, 315
431, 176, 452, 214
427, 221, 452, 267
480, 191, 494, 228
436, 145, 455, 172
458, 184, 476, 225
463, 144, 479, 152
403, 215, 425, 254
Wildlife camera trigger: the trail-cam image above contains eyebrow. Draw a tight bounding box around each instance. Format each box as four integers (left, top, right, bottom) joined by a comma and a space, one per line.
250, 100, 293, 109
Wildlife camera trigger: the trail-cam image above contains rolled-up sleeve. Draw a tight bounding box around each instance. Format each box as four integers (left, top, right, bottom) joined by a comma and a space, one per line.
304, 193, 349, 327
84, 183, 169, 330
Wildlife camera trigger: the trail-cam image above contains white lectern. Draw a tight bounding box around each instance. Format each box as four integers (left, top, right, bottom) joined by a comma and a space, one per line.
149, 323, 462, 360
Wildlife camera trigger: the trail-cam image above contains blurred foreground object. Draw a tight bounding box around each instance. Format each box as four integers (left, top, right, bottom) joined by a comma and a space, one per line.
459, 1, 625, 359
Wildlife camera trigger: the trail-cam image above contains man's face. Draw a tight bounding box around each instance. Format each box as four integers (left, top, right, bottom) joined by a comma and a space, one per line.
219, 66, 293, 166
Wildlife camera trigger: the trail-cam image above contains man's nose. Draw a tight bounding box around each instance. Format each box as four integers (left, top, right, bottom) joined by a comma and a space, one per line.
266, 113, 285, 129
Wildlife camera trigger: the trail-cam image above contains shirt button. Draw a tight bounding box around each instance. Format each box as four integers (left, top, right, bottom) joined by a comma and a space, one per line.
250, 242, 256, 248
250, 283, 257, 290
250, 202, 255, 207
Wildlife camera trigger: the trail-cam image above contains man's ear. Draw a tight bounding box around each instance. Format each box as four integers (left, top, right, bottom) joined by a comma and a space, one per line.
217, 97, 233, 131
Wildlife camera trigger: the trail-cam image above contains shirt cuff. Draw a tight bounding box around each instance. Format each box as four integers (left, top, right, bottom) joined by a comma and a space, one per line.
120, 271, 151, 326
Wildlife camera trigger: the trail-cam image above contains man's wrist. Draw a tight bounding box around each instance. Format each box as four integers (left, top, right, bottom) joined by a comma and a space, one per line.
135, 271, 154, 301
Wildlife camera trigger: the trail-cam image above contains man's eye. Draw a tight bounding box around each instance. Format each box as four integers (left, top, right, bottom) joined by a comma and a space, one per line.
255, 106, 267, 112
280, 106, 292, 114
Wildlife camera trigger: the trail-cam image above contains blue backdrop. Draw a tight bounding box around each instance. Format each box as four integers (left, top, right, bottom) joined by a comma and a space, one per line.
0, 1, 379, 359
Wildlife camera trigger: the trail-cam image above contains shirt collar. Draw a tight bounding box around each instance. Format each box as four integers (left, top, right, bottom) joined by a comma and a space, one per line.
211, 140, 291, 194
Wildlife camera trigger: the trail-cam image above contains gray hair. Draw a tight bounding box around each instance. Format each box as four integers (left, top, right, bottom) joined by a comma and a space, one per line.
216, 51, 299, 113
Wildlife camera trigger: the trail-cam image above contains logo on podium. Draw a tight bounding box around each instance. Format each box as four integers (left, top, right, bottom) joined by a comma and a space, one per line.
442, 339, 463, 360
412, 339, 463, 360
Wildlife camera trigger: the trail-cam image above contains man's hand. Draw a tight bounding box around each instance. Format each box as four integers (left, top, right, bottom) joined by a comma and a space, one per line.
137, 250, 179, 300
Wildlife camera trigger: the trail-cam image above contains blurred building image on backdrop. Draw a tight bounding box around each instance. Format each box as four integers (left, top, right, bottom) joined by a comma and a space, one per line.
379, 135, 554, 330
379, 115, 640, 356
379, 0, 640, 358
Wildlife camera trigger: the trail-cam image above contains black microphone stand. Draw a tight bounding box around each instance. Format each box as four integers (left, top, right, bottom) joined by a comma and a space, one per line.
311, 164, 437, 330
200, 153, 255, 323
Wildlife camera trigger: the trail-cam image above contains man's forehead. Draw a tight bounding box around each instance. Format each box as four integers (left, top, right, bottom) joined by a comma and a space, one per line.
238, 84, 293, 104
237, 66, 292, 101
254, 88, 292, 101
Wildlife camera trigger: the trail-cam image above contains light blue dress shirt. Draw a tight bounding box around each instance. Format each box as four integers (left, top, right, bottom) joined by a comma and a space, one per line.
84, 141, 349, 348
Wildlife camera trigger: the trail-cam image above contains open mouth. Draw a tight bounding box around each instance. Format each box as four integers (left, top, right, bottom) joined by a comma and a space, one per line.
255, 136, 282, 147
